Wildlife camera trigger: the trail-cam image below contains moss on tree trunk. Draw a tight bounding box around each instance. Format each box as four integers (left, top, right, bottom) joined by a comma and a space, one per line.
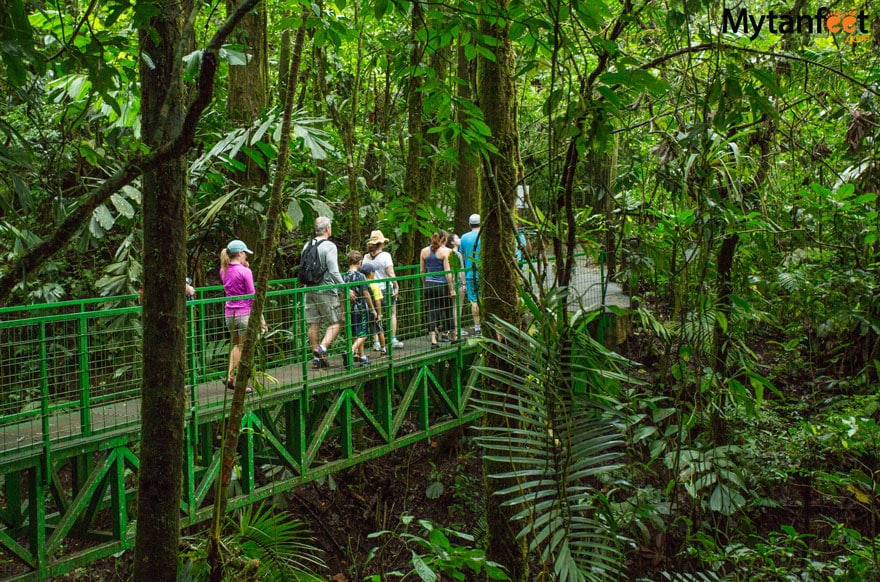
477, 1, 528, 578
133, 1, 189, 578
454, 40, 480, 234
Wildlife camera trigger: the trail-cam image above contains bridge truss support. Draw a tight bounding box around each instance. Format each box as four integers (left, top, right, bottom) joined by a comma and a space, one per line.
0, 349, 480, 580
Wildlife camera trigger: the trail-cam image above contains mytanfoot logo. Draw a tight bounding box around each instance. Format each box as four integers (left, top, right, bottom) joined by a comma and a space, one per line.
722, 7, 870, 43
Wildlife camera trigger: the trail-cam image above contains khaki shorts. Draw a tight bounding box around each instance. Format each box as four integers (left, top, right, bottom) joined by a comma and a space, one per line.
305, 292, 341, 325
226, 314, 249, 339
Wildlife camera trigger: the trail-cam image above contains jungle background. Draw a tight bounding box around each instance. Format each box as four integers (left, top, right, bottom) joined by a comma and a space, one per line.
2, 0, 880, 579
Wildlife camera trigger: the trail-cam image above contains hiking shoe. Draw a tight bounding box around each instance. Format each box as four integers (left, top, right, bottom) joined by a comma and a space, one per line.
392, 337, 404, 349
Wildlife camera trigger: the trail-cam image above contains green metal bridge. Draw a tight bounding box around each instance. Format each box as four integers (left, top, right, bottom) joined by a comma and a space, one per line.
0, 268, 482, 580
0, 254, 625, 579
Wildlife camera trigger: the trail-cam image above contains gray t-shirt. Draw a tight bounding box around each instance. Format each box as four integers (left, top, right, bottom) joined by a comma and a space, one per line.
303, 237, 344, 294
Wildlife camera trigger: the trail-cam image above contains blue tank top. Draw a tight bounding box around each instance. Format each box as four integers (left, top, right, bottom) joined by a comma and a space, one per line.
425, 248, 446, 284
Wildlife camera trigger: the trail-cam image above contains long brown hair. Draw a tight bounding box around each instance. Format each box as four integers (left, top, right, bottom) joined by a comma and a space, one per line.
430, 231, 448, 252
366, 242, 382, 257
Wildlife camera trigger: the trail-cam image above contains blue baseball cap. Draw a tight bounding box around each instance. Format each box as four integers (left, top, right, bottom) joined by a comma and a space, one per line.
360, 262, 376, 275
227, 240, 253, 255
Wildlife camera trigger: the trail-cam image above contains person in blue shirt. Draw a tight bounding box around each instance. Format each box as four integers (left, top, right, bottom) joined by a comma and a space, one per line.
459, 213, 482, 336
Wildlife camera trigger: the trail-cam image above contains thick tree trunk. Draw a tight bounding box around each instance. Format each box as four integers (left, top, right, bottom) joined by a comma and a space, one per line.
226, 0, 267, 122
226, 0, 268, 186
133, 1, 189, 579
454, 39, 480, 234
585, 146, 617, 275
398, 1, 429, 267
225, 0, 268, 260
477, 1, 528, 578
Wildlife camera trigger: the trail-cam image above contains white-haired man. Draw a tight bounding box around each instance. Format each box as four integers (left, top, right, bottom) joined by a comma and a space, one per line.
304, 217, 344, 368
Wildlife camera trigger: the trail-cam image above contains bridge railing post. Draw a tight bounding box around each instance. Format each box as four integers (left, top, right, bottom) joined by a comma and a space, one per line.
187, 299, 201, 452
38, 321, 51, 481
77, 309, 92, 438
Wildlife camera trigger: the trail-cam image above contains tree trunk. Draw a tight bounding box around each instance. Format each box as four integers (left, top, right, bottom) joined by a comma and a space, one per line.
226, 0, 268, 259
363, 68, 391, 192
226, 0, 268, 184
319, 1, 365, 243
133, 1, 189, 578
226, 0, 267, 126
398, 1, 429, 267
454, 39, 480, 234
477, 1, 528, 578
584, 144, 617, 275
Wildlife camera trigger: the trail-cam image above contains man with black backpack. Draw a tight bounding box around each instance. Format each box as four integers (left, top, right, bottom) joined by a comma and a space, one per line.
300, 216, 344, 368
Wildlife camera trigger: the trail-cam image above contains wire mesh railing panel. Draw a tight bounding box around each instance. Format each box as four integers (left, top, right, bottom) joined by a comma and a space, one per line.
84, 310, 143, 434
189, 296, 233, 389
0, 320, 58, 450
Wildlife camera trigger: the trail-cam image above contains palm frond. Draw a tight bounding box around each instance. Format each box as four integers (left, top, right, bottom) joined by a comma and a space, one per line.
233, 503, 326, 581
473, 304, 632, 581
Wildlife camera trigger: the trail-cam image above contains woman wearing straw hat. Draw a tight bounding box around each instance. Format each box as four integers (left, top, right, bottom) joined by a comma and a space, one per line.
363, 230, 404, 350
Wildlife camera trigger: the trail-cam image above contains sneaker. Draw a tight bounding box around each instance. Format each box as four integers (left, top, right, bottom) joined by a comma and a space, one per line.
392, 337, 404, 349
459, 329, 469, 337
373, 340, 381, 352
311, 358, 322, 369
359, 355, 372, 366
377, 346, 387, 355
313, 344, 328, 360
472, 326, 481, 337
431, 342, 440, 349
440, 333, 450, 342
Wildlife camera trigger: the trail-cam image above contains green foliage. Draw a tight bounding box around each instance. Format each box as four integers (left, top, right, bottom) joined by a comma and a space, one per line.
365, 515, 509, 581
180, 504, 325, 581
666, 445, 748, 516
683, 523, 880, 581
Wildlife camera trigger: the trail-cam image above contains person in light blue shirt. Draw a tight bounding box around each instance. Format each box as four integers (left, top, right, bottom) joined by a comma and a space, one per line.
458, 214, 482, 336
